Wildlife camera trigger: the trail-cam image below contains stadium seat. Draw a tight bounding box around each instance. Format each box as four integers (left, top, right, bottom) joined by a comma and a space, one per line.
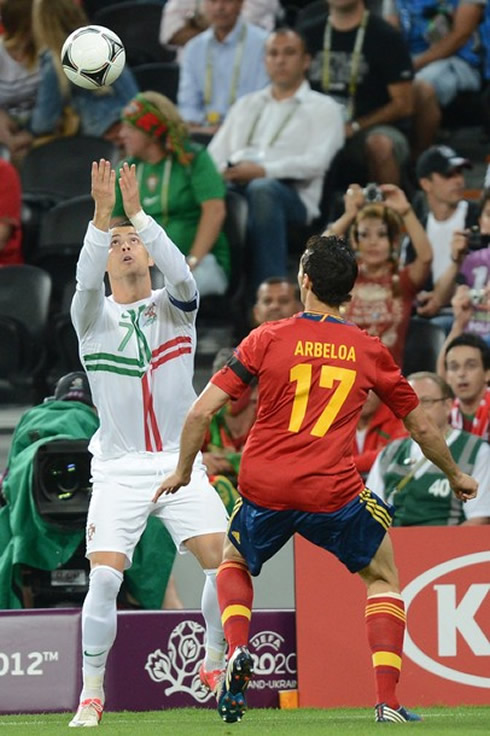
20, 137, 119, 202
92, 1, 177, 67
53, 280, 84, 376
33, 194, 95, 310
197, 189, 249, 339
402, 318, 446, 376
131, 62, 180, 103
0, 265, 52, 394
20, 137, 119, 263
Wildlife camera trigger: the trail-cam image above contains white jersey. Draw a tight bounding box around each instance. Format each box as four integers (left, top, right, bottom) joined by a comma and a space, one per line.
71, 217, 199, 459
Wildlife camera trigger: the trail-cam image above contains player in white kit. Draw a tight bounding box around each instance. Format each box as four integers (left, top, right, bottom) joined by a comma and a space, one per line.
69, 160, 228, 727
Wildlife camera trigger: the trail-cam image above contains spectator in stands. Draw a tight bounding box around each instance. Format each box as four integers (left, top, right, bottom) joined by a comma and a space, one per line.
0, 158, 23, 265
428, 188, 490, 345
0, 0, 39, 162
160, 0, 281, 58
209, 27, 344, 291
385, 1, 485, 157
439, 333, 490, 440
367, 371, 490, 525
410, 145, 479, 332
28, 0, 138, 143
353, 390, 407, 479
252, 276, 300, 325
114, 91, 230, 296
177, 0, 269, 134
324, 182, 432, 365
298, 0, 414, 185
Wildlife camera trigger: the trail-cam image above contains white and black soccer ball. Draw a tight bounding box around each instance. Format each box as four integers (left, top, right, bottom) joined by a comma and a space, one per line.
61, 25, 126, 90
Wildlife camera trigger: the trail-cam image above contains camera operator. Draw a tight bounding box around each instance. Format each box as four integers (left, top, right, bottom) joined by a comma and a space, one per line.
324, 181, 432, 366
433, 189, 490, 348
0, 372, 177, 611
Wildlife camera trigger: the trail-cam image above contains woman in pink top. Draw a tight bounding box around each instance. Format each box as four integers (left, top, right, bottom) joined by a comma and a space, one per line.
325, 183, 432, 366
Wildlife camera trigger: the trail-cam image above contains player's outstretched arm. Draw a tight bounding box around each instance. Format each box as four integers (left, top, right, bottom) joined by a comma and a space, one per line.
403, 405, 478, 502
72, 159, 116, 336
118, 162, 196, 301
152, 383, 231, 502
92, 159, 116, 231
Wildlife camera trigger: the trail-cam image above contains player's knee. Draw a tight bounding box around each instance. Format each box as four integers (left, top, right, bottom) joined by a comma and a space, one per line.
89, 565, 123, 600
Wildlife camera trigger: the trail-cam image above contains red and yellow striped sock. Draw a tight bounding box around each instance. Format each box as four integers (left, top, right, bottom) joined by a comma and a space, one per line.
217, 560, 253, 657
365, 592, 406, 709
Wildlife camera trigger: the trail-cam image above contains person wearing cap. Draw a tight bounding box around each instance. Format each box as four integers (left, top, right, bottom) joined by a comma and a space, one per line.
177, 0, 269, 134
384, 1, 485, 156
68, 160, 228, 727
114, 90, 230, 296
405, 145, 479, 333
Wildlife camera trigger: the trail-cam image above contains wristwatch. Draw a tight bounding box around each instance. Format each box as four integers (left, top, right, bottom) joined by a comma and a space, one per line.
351, 120, 361, 134
186, 255, 199, 269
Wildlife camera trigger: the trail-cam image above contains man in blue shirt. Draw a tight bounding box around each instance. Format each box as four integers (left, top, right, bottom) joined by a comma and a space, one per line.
386, 0, 485, 155
178, 0, 269, 134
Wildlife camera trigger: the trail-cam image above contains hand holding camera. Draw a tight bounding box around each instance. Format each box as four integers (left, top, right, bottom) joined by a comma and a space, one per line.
343, 183, 365, 217
378, 184, 411, 216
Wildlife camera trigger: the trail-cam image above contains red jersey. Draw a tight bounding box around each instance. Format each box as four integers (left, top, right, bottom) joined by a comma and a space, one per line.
211, 312, 419, 513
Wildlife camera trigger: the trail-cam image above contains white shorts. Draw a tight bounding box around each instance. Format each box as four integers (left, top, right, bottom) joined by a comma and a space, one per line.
85, 452, 228, 567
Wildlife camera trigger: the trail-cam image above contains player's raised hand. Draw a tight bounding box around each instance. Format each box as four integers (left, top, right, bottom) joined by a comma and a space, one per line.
91, 159, 116, 231
152, 470, 191, 502
119, 161, 142, 219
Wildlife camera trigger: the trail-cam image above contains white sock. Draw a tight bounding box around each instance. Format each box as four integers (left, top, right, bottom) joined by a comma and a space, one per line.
80, 565, 123, 702
201, 569, 226, 671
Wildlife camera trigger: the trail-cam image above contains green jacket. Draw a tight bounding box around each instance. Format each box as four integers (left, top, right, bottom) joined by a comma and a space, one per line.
0, 401, 175, 609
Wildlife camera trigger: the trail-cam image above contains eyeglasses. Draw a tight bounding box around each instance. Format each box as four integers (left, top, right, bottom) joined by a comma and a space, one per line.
419, 397, 447, 407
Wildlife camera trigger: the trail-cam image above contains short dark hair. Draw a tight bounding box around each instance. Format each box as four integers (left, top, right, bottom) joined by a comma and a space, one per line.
267, 26, 308, 55
110, 218, 133, 229
255, 276, 299, 300
300, 235, 358, 307
444, 333, 490, 371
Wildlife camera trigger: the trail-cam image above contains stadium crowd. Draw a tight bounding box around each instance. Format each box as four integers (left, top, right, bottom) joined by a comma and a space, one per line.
1, 0, 489, 572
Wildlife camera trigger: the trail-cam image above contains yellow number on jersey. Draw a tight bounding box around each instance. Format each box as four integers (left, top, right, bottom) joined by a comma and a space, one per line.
288, 364, 356, 437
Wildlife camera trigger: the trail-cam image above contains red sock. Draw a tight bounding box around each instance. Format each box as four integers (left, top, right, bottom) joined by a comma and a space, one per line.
216, 560, 253, 657
365, 593, 406, 709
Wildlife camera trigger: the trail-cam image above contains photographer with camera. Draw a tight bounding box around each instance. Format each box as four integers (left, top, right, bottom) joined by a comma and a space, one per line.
431, 188, 490, 347
0, 373, 179, 613
324, 181, 432, 366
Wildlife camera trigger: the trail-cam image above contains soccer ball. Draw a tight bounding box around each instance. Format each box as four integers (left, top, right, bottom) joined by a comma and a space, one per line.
61, 25, 126, 90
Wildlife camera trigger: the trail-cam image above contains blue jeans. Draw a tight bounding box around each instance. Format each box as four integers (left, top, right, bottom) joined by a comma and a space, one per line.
244, 178, 307, 291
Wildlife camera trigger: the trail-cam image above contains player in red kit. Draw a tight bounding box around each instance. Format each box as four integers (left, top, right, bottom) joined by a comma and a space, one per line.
154, 235, 478, 724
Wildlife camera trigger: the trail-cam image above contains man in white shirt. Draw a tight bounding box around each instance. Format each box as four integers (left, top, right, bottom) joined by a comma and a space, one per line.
68, 161, 228, 727
208, 27, 344, 291
367, 371, 490, 526
406, 145, 479, 332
